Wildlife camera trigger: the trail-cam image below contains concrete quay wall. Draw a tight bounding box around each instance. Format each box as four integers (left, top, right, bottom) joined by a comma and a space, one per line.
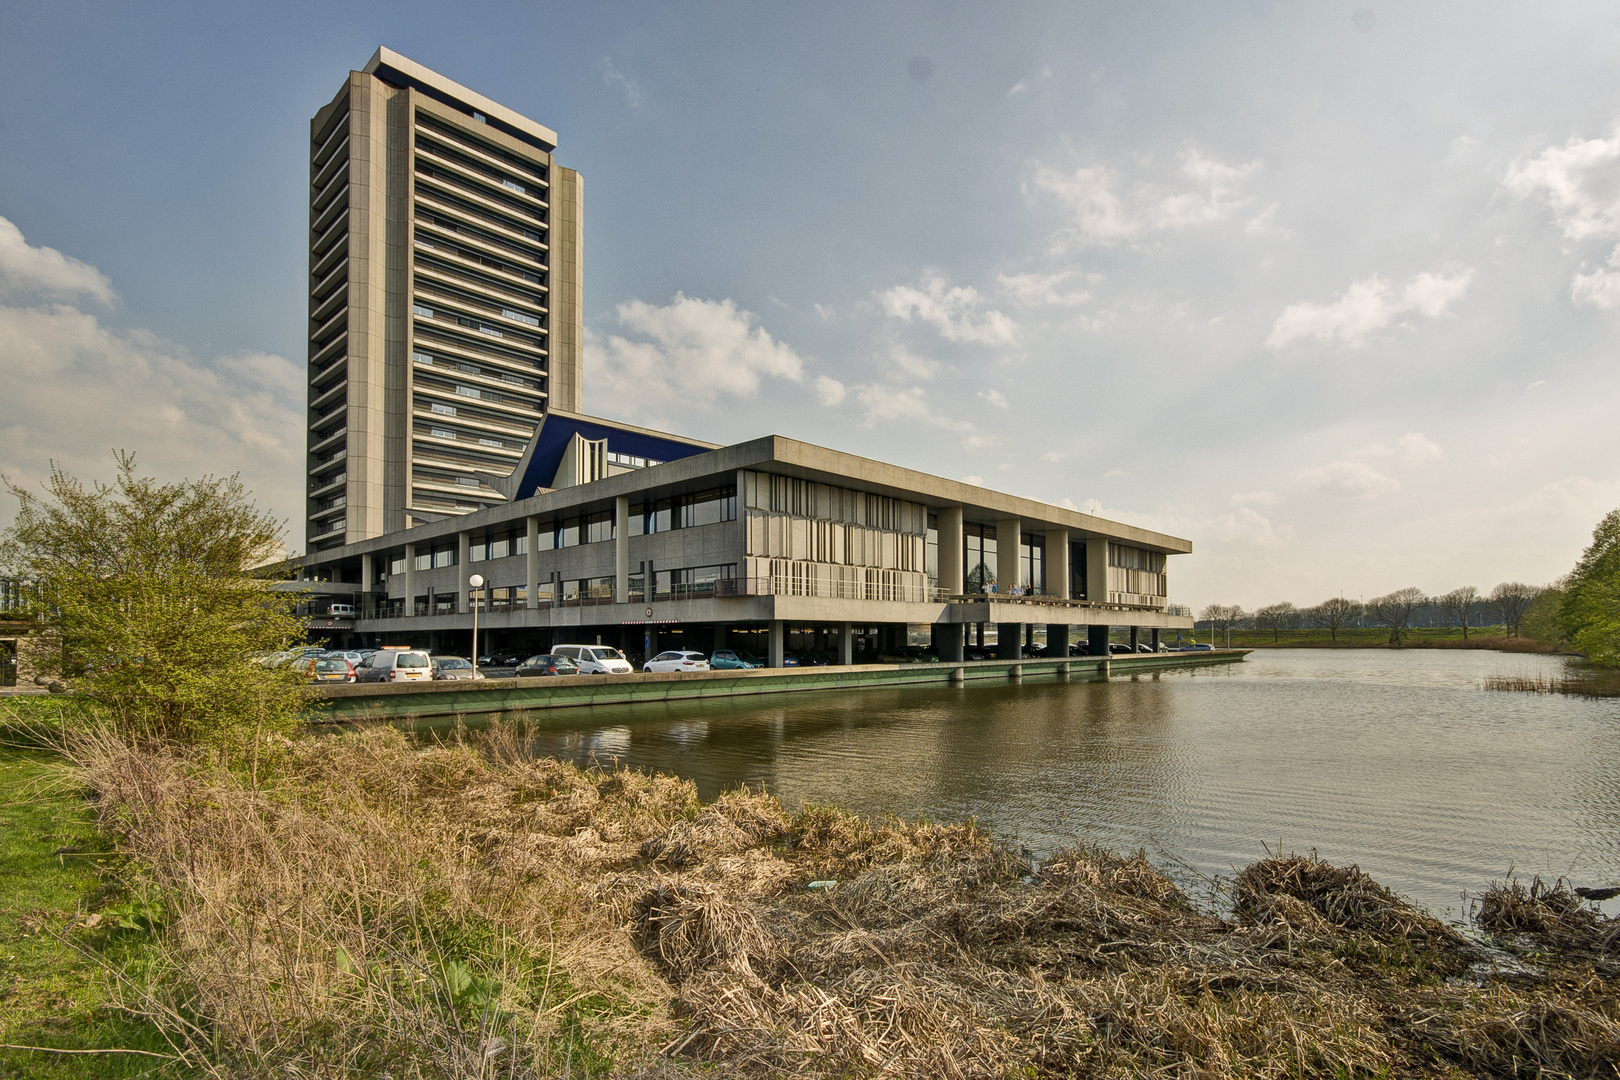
314, 649, 1249, 723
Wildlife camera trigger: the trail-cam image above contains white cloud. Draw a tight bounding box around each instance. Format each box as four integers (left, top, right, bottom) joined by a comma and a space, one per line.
597, 57, 642, 108
1267, 268, 1472, 348
963, 433, 998, 449
813, 303, 836, 320
888, 345, 941, 380
1205, 507, 1290, 548
978, 388, 1008, 408
996, 269, 1092, 307
962, 475, 984, 486
1571, 244, 1620, 308
1031, 149, 1261, 247
1041, 451, 1063, 463
1296, 432, 1442, 499
813, 375, 846, 406
1006, 67, 1051, 97
1504, 127, 1620, 240
590, 294, 813, 417
878, 272, 1017, 344
0, 215, 115, 305
0, 303, 302, 539
1231, 490, 1283, 506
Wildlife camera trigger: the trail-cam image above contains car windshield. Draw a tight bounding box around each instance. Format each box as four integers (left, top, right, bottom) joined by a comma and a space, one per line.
440, 658, 469, 669
733, 651, 760, 664
590, 648, 625, 661
395, 653, 430, 668
314, 659, 348, 672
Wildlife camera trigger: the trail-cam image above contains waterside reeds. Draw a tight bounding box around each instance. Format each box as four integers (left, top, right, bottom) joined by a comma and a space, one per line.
1483, 666, 1620, 698
37, 719, 1620, 1078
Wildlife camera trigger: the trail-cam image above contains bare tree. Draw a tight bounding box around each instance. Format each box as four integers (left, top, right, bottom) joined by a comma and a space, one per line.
1310, 596, 1362, 642
1253, 602, 1297, 642
1436, 586, 1478, 641
1197, 604, 1244, 648
1366, 587, 1426, 646
1488, 582, 1542, 638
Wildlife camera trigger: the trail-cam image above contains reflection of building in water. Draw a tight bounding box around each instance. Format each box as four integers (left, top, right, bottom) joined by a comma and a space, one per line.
292, 51, 1194, 665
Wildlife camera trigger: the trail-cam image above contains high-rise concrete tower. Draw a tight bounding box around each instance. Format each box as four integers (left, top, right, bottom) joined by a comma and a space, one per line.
306, 48, 583, 551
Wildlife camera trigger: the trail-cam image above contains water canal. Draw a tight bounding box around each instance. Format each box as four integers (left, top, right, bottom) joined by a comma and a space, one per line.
448, 649, 1620, 919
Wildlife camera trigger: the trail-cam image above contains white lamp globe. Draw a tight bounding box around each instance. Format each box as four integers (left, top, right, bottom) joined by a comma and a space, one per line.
468, 574, 485, 588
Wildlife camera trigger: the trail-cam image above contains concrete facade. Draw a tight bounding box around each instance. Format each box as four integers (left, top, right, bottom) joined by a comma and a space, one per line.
295, 423, 1194, 663
307, 48, 584, 551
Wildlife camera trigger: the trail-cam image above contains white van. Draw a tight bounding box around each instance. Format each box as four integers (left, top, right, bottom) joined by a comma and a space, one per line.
551, 644, 634, 675
328, 603, 356, 617
357, 649, 433, 683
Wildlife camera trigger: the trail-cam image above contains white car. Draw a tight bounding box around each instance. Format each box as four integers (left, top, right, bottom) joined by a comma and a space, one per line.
643, 650, 712, 674
356, 649, 434, 683
551, 644, 635, 675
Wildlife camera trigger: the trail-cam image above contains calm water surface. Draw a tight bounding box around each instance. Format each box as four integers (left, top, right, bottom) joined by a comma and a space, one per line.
481, 649, 1620, 917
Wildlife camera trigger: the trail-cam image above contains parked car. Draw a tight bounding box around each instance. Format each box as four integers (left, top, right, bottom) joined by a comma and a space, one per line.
431, 656, 484, 681
1136, 643, 1154, 653
778, 652, 801, 667
1178, 643, 1214, 652
356, 648, 434, 683
515, 654, 580, 677
643, 650, 712, 673
325, 650, 366, 666
1068, 643, 1090, 656
550, 644, 634, 675
1108, 643, 1134, 655
710, 649, 764, 670
328, 603, 355, 617
301, 656, 356, 684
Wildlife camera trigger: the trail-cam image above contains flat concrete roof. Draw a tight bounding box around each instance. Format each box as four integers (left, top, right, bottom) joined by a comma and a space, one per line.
363, 47, 559, 149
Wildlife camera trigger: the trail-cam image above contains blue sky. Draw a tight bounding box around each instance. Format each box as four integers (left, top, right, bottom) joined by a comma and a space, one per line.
4, 1, 1620, 609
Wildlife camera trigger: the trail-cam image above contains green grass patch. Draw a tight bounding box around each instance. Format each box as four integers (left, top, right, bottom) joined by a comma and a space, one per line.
0, 726, 186, 1078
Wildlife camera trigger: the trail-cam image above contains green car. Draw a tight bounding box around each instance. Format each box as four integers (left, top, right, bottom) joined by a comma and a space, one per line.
710, 649, 764, 670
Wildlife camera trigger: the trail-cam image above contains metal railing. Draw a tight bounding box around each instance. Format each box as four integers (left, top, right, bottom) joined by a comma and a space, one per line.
1, 579, 43, 619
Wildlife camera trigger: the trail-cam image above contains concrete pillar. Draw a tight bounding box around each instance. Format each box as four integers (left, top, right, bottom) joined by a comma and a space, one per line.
1008, 663, 1023, 681
1047, 624, 1070, 657
937, 622, 964, 662
840, 621, 853, 665
1045, 528, 1070, 598
769, 619, 785, 668
937, 506, 964, 595
1129, 626, 1139, 652
995, 516, 1021, 591
1086, 539, 1110, 603
404, 542, 417, 617
997, 623, 1021, 660
614, 495, 630, 604
644, 559, 655, 602
1088, 624, 1110, 656
525, 516, 540, 609
456, 531, 470, 613
1151, 628, 1160, 651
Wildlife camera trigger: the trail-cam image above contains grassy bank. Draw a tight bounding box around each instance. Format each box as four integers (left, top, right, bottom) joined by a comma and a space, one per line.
3, 702, 1618, 1078
1202, 625, 1565, 651
0, 700, 183, 1078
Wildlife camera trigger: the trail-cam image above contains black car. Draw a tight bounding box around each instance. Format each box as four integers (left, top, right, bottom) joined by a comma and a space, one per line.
1108, 643, 1135, 654
514, 653, 580, 677
1068, 642, 1090, 656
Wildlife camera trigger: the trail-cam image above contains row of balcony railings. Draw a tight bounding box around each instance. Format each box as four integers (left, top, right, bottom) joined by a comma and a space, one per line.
0, 579, 45, 619
325, 576, 1178, 620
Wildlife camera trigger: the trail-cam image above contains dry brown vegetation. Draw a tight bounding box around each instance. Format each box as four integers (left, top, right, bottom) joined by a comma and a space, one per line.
54, 721, 1620, 1078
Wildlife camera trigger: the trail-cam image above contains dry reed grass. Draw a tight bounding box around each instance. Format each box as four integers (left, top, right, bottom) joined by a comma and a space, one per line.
51, 719, 1620, 1078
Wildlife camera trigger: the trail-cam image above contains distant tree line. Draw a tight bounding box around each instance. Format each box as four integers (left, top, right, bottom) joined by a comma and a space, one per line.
1195, 509, 1620, 664
1197, 582, 1542, 647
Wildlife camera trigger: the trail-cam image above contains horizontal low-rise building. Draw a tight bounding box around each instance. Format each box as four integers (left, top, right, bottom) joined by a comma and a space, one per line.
294, 411, 1195, 664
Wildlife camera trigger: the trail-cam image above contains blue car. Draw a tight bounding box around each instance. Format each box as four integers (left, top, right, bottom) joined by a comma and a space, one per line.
710, 649, 764, 670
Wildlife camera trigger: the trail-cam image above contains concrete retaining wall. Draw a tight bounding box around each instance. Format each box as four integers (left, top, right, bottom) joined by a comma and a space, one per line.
314, 650, 1249, 723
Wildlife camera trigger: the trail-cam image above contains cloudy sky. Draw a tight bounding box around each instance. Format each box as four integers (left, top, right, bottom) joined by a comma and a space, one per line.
4, 1, 1620, 609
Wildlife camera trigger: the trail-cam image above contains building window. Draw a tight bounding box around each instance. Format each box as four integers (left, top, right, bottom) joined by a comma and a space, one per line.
413, 304, 433, 318
415, 550, 432, 572
431, 403, 456, 416
430, 427, 456, 439
584, 510, 614, 544
964, 524, 997, 593
643, 487, 736, 533
433, 545, 457, 568
1020, 533, 1045, 593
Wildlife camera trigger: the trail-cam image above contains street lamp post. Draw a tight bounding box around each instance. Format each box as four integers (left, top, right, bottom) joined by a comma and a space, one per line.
468, 573, 484, 676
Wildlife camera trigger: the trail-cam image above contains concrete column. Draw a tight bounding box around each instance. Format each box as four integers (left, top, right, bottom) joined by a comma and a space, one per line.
1088, 624, 1110, 656
840, 621, 854, 665
360, 552, 375, 616
936, 505, 964, 595
404, 542, 416, 617
456, 531, 470, 613
997, 623, 1021, 660
525, 516, 540, 609
937, 622, 964, 662
1047, 624, 1070, 657
995, 516, 1021, 591
644, 560, 655, 602
1151, 628, 1161, 651
1129, 626, 1139, 651
1086, 539, 1110, 603
769, 619, 785, 668
614, 495, 630, 604
1045, 528, 1070, 598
